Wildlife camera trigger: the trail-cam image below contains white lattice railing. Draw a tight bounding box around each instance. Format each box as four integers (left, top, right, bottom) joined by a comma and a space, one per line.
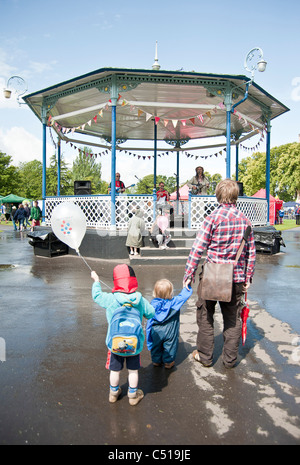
45, 195, 267, 230
189, 196, 267, 228
45, 195, 154, 229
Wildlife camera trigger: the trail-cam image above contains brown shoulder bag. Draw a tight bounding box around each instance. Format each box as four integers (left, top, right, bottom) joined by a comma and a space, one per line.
200, 226, 251, 302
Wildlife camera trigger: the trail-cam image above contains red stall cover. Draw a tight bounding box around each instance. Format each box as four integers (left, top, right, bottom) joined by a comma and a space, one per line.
252, 189, 283, 225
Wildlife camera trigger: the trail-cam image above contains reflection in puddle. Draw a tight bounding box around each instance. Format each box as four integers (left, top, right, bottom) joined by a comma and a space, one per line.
0, 264, 17, 270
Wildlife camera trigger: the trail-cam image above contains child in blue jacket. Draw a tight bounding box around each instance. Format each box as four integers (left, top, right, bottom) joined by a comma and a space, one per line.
146, 279, 192, 368
91, 264, 155, 406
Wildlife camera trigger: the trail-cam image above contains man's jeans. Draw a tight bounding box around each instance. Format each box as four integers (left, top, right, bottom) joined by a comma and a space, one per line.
196, 271, 244, 367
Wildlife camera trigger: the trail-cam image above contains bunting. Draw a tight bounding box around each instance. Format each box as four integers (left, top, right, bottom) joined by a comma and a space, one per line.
47, 94, 266, 160
50, 123, 266, 162
47, 93, 263, 136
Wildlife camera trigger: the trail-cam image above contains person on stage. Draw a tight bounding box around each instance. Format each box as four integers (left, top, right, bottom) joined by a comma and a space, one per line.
108, 173, 125, 194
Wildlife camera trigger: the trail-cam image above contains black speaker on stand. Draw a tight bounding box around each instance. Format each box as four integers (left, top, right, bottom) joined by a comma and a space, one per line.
237, 181, 244, 197
74, 180, 91, 195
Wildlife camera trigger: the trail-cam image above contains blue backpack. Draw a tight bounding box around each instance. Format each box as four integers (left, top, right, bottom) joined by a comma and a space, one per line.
106, 304, 143, 356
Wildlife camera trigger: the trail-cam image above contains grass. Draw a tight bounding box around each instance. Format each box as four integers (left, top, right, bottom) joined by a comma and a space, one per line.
273, 219, 299, 231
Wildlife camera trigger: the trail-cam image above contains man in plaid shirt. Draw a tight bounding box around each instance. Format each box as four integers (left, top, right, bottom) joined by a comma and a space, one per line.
183, 179, 256, 368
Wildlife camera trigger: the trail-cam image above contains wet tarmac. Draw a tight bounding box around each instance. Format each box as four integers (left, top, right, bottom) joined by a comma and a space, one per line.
0, 225, 299, 445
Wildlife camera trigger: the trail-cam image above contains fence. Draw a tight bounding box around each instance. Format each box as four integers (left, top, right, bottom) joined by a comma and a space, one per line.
45, 194, 267, 229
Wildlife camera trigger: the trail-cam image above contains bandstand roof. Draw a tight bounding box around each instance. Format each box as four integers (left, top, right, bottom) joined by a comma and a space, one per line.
23, 67, 289, 145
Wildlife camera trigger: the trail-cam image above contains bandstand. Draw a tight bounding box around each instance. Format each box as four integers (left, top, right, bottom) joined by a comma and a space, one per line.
22, 52, 289, 259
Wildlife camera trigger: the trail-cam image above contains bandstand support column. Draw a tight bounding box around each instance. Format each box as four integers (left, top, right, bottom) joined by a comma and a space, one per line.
153, 120, 157, 219
110, 76, 118, 229
226, 109, 231, 179
224, 85, 232, 179
57, 138, 61, 196
266, 117, 271, 224
41, 104, 47, 222
235, 143, 239, 181
176, 144, 180, 215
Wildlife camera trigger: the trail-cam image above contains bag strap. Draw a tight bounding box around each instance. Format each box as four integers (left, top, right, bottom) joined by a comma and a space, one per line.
234, 225, 251, 264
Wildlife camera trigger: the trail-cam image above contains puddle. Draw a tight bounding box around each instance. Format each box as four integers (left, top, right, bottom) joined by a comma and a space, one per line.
0, 264, 17, 270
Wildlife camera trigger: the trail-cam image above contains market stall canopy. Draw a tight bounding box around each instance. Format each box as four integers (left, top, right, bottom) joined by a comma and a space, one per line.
252, 189, 283, 225
170, 184, 190, 200
1, 194, 26, 203
23, 68, 289, 145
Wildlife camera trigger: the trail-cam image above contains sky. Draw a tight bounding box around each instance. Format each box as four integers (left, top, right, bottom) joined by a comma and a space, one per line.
0, 0, 299, 188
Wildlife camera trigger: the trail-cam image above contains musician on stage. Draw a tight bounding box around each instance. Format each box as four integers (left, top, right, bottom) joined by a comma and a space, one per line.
156, 182, 170, 202
108, 173, 125, 194
187, 166, 210, 195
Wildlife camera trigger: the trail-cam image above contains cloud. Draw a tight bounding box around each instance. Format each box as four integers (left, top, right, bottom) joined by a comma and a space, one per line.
0, 47, 16, 79
0, 127, 52, 166
27, 60, 58, 76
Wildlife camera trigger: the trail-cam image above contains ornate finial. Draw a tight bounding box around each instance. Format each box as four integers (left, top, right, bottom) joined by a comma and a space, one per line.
152, 41, 161, 70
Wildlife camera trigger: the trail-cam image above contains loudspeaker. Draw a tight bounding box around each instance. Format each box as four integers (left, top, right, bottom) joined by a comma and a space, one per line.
237, 181, 244, 197
74, 180, 91, 195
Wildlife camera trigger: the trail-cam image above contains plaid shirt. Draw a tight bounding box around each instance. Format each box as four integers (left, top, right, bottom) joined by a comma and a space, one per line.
184, 204, 256, 283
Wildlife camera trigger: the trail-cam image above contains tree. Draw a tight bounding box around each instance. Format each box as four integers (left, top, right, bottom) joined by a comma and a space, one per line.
46, 154, 72, 196
135, 174, 176, 195
72, 147, 107, 194
276, 143, 300, 202
0, 151, 19, 195
238, 153, 267, 196
18, 160, 43, 199
238, 142, 300, 201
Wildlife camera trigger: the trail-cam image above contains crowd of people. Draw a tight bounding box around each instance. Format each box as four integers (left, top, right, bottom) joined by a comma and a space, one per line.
0, 200, 42, 232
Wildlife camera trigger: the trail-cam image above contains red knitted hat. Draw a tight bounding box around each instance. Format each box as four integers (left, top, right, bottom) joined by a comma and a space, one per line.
111, 264, 138, 294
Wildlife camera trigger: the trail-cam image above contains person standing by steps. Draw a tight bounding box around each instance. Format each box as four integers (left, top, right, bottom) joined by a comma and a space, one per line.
126, 207, 145, 255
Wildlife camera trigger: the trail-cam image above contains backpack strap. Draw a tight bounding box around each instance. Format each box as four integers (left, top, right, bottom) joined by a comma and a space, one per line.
122, 303, 133, 308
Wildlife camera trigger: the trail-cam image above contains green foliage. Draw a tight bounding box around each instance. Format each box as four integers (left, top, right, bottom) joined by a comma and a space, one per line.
18, 160, 43, 199
276, 143, 300, 201
238, 142, 300, 201
2, 141, 299, 202
46, 154, 72, 196
0, 151, 19, 195
135, 174, 176, 194
71, 147, 107, 194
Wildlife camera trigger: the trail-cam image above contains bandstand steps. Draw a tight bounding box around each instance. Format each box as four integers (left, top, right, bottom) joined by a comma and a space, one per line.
129, 254, 189, 265
129, 228, 198, 265
140, 246, 190, 257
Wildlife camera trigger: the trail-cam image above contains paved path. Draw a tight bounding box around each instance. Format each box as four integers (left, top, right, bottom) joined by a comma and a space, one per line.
0, 226, 299, 445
